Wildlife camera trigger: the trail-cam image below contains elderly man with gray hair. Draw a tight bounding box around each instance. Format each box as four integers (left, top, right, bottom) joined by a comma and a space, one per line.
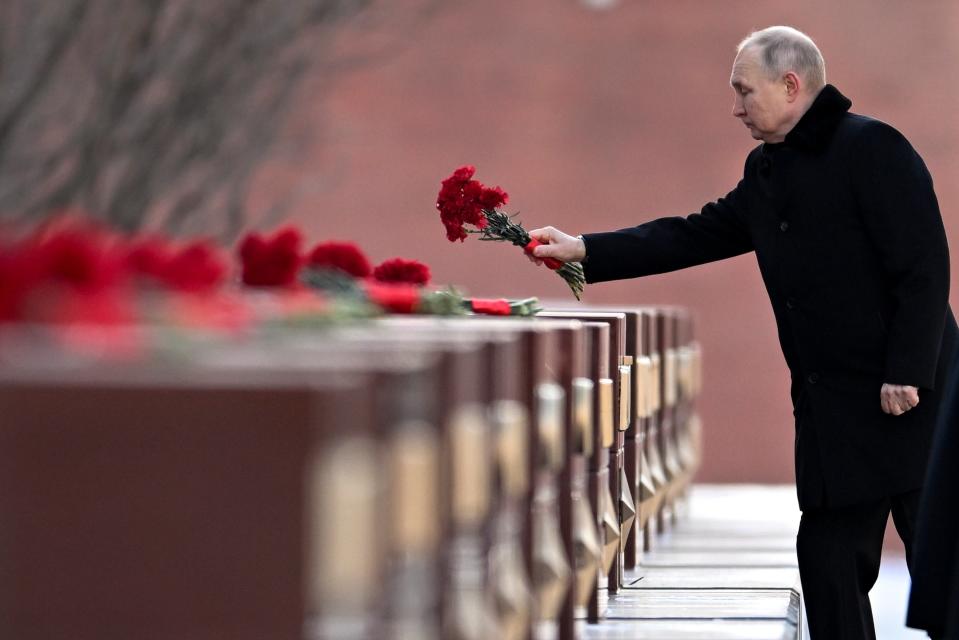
528, 26, 958, 639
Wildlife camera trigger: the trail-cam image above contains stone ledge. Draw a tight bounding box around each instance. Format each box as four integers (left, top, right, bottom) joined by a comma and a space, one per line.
580, 484, 803, 639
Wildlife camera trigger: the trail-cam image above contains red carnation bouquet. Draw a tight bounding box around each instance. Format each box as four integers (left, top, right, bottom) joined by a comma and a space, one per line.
436, 165, 585, 299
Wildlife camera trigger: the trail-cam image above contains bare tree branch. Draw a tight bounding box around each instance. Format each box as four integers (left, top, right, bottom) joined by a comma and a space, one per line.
0, 1, 88, 158
0, 0, 439, 238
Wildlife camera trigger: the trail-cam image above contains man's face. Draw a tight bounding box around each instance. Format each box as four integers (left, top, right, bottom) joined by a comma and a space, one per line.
729, 48, 792, 143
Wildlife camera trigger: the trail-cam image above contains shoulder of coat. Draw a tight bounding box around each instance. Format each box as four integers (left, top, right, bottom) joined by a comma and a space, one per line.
839, 113, 910, 151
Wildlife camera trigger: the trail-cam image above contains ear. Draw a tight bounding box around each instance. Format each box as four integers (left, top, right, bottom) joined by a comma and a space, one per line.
783, 71, 802, 102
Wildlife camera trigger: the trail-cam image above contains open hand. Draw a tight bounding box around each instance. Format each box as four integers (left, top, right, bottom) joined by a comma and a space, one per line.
525, 226, 587, 265
880, 383, 919, 416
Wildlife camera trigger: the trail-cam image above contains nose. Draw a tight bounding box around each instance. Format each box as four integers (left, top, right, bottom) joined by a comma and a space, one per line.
732, 95, 746, 118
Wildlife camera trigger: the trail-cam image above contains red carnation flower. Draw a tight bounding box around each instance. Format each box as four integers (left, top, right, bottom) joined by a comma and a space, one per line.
449, 165, 475, 183
0, 226, 131, 324
238, 226, 304, 287
372, 257, 431, 286
123, 237, 225, 293
124, 237, 174, 282
162, 241, 227, 293
0, 242, 43, 322
34, 227, 124, 293
436, 164, 508, 242
479, 185, 508, 210
306, 241, 372, 278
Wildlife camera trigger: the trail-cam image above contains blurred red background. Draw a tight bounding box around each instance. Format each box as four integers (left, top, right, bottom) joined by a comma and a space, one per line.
251, 0, 959, 492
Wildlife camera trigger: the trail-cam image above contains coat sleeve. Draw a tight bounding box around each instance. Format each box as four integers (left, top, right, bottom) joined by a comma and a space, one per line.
851, 121, 951, 389
580, 179, 754, 284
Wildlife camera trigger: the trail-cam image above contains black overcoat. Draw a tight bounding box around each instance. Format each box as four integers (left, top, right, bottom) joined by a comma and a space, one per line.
582, 85, 956, 510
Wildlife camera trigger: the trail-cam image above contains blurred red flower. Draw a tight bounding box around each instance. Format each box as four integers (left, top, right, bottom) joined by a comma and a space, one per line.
306, 241, 372, 278
0, 227, 137, 325
125, 237, 226, 293
238, 226, 304, 287
372, 257, 431, 286
0, 242, 43, 322
123, 237, 173, 282
163, 241, 227, 293
363, 281, 420, 314
34, 227, 124, 292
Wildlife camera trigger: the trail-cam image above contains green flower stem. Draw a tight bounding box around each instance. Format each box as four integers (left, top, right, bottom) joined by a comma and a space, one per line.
471, 209, 587, 300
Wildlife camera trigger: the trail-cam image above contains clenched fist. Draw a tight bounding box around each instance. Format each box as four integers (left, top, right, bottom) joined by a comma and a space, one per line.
525, 226, 587, 265
880, 383, 919, 416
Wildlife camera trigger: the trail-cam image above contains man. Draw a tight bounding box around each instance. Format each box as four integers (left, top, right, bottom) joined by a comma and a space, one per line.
528, 26, 957, 640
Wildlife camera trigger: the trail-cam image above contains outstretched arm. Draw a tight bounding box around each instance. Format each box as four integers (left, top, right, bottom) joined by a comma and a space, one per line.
529, 180, 754, 284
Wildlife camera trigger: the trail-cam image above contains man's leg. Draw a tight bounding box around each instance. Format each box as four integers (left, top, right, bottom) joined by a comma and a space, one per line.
797, 499, 890, 640
889, 488, 922, 570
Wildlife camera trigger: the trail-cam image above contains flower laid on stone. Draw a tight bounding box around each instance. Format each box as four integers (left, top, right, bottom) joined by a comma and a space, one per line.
125, 237, 226, 293
436, 165, 585, 299
464, 296, 542, 316
361, 281, 541, 317
307, 241, 372, 279
0, 213, 544, 330
157, 242, 227, 293
362, 282, 465, 315
299, 241, 453, 314
297, 242, 445, 314
0, 223, 132, 325
0, 219, 229, 329
372, 258, 431, 286
238, 226, 303, 287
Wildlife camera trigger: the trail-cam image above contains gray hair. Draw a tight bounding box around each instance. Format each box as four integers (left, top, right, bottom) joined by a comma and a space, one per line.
738, 26, 826, 91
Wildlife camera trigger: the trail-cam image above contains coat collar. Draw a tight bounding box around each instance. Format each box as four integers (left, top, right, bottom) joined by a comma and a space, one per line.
781, 84, 852, 151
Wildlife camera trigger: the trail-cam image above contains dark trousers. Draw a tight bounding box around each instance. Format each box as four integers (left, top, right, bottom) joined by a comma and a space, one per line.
797, 489, 922, 640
